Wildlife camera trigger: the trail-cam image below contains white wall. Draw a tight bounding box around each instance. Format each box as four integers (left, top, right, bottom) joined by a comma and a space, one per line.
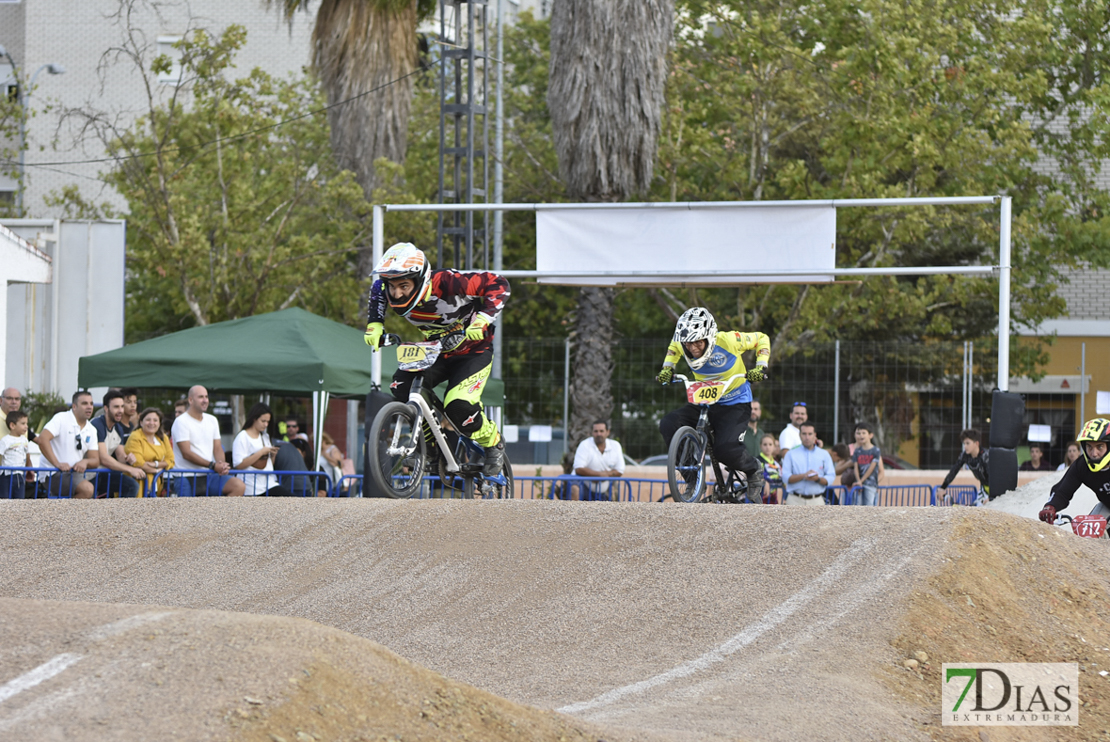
0, 0, 313, 217
2, 219, 125, 399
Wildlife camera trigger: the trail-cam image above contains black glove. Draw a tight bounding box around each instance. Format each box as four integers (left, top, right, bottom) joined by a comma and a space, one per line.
656, 367, 674, 385
1038, 504, 1056, 524
746, 366, 769, 383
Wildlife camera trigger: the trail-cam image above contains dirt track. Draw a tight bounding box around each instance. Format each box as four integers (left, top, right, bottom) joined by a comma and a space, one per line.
1, 496, 1109, 741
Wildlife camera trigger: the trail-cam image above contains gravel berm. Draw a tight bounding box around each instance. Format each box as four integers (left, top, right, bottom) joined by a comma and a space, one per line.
1, 494, 1108, 740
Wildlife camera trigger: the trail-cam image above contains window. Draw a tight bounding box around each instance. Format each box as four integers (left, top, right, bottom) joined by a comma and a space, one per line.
156, 36, 183, 86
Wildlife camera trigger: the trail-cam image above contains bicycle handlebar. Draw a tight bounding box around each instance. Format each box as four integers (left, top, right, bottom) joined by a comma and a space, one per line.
381, 333, 402, 347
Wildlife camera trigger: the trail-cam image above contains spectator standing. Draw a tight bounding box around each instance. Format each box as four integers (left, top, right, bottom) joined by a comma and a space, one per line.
171, 385, 245, 497
0, 411, 32, 498
743, 400, 767, 459
573, 420, 625, 500
118, 387, 139, 444
778, 402, 808, 452
757, 433, 784, 504
851, 423, 883, 506
232, 403, 294, 497
1057, 441, 1081, 472
90, 390, 143, 498
35, 391, 100, 498
125, 407, 175, 495
781, 423, 835, 506
937, 428, 990, 505
173, 398, 188, 418
0, 387, 21, 438
1020, 443, 1052, 471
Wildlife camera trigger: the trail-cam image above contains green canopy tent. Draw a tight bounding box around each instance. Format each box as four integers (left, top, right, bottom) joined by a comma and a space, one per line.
77, 307, 505, 467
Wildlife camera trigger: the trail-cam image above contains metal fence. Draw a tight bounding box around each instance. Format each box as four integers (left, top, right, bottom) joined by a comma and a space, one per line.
502, 338, 1006, 465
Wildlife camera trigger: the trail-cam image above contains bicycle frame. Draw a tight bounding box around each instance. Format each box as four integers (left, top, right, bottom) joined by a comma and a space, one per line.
386, 376, 467, 475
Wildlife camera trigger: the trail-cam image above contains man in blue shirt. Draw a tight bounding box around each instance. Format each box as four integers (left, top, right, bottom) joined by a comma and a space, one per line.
781, 423, 835, 505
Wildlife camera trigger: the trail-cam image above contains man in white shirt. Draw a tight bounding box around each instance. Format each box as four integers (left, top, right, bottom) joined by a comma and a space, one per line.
778, 402, 809, 452
171, 385, 245, 497
573, 420, 625, 500
35, 390, 100, 498
781, 423, 835, 505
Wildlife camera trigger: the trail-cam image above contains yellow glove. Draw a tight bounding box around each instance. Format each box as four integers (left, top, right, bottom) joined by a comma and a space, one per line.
364, 322, 384, 350
465, 315, 490, 341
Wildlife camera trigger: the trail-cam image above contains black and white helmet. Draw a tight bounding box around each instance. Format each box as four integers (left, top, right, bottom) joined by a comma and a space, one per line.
674, 307, 718, 370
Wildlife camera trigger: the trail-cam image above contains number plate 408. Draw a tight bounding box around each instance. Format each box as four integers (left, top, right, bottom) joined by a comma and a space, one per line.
687, 381, 726, 405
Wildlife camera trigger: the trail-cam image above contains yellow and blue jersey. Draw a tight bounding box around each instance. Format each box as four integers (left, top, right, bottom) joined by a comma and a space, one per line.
662, 331, 770, 405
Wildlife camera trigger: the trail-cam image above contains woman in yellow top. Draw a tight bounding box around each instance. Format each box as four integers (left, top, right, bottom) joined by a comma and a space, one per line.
124, 407, 175, 496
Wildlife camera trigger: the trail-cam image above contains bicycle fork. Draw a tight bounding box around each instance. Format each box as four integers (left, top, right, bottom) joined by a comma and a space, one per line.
401, 377, 463, 475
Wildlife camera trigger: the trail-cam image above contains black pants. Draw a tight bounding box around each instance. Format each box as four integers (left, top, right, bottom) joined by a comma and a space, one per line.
660, 402, 759, 477
390, 348, 492, 439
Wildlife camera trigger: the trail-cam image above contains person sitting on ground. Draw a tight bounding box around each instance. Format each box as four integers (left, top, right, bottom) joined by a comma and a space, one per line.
170, 385, 246, 497
232, 403, 294, 497
1057, 440, 1081, 472
35, 391, 100, 498
656, 307, 769, 504
573, 420, 625, 501
758, 432, 784, 504
1040, 419, 1110, 522
781, 423, 835, 506
124, 407, 175, 496
90, 389, 144, 498
0, 411, 32, 499
936, 428, 989, 505
851, 423, 883, 506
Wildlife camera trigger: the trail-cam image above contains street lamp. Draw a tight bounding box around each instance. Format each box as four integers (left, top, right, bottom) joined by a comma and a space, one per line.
0, 44, 65, 214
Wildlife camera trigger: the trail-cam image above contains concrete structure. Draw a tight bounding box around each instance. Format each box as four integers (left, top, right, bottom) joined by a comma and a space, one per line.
2, 219, 124, 399
1013, 265, 1110, 461
0, 0, 313, 216
0, 222, 51, 386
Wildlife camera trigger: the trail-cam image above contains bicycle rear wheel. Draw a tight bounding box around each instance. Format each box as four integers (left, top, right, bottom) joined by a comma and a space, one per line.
368, 402, 427, 499
668, 426, 707, 503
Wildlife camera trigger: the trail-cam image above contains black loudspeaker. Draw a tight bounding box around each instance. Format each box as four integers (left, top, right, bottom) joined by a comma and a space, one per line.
988, 447, 1018, 499
362, 389, 396, 498
989, 390, 1025, 449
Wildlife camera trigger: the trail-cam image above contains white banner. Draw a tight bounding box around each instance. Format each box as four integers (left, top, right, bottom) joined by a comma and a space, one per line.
536, 205, 837, 285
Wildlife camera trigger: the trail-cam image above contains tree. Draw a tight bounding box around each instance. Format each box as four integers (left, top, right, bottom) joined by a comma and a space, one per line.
548, 0, 675, 448
55, 20, 372, 339
267, 0, 434, 274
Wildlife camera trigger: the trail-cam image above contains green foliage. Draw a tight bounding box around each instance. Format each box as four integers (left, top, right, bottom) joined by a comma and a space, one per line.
649, 0, 1110, 378
54, 26, 373, 341
21, 391, 66, 435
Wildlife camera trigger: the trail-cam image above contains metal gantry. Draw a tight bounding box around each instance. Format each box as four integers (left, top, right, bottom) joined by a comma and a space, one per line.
438, 0, 490, 270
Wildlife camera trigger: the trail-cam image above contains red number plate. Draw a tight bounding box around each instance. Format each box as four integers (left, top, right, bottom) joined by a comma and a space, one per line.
1072, 514, 1107, 539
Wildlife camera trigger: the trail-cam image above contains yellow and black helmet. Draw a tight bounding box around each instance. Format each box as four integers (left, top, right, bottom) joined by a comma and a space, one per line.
1076, 418, 1110, 472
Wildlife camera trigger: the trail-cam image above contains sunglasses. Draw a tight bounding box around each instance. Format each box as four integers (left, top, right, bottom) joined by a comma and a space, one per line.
793, 402, 807, 407
75, 434, 83, 451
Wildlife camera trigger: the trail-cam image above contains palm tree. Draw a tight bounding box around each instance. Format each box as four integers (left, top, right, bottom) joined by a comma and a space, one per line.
548, 0, 674, 449
267, 0, 420, 202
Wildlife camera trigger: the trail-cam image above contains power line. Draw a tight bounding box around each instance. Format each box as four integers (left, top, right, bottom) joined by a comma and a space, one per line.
5, 60, 434, 171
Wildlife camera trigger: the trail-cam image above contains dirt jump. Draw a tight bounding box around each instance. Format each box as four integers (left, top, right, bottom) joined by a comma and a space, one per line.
1, 480, 1109, 741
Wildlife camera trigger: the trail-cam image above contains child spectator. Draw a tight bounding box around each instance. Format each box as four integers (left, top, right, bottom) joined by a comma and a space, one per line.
0, 411, 32, 499
852, 423, 883, 506
827, 443, 852, 504
937, 428, 989, 504
758, 432, 783, 504
1020, 442, 1053, 471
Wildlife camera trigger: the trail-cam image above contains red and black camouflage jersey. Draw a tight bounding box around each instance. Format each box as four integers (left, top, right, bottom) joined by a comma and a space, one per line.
367, 270, 510, 355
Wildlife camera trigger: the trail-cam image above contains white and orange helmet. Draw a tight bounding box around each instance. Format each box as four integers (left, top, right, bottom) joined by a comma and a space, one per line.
375, 242, 431, 317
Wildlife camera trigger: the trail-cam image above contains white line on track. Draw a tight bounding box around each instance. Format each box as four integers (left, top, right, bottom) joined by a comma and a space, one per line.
0, 654, 82, 706
87, 611, 174, 641
556, 536, 876, 715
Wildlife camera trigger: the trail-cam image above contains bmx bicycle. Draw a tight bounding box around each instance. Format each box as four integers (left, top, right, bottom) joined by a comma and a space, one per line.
664, 374, 762, 505
367, 333, 514, 500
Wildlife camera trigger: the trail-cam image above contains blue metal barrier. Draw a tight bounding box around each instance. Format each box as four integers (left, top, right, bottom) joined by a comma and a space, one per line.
158, 469, 333, 497
933, 484, 979, 506
825, 485, 850, 505
0, 466, 162, 498
874, 484, 934, 507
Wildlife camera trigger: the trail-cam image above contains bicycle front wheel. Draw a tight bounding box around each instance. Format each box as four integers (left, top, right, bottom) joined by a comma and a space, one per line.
368, 402, 427, 499
668, 426, 707, 503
